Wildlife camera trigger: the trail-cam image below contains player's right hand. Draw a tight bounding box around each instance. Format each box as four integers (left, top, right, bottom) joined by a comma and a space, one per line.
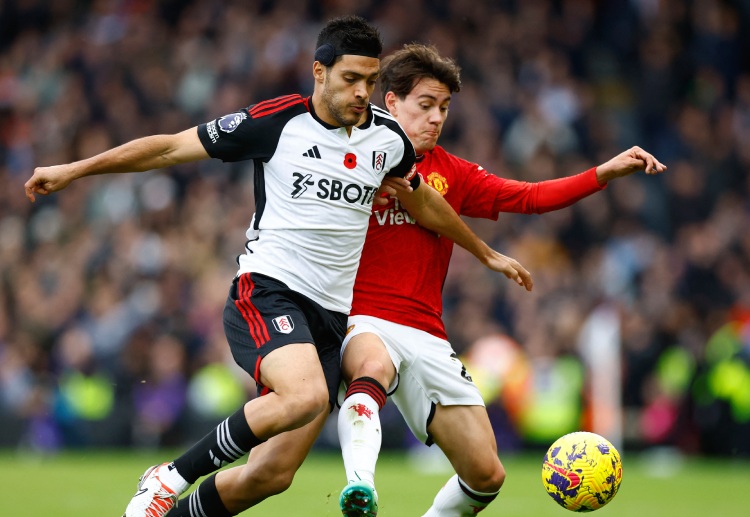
374, 176, 412, 206
24, 165, 75, 202
485, 250, 534, 292
595, 146, 667, 184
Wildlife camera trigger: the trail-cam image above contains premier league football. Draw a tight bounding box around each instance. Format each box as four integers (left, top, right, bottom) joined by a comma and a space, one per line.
541, 432, 623, 512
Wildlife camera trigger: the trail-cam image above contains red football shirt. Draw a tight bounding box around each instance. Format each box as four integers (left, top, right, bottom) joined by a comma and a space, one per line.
350, 145, 604, 339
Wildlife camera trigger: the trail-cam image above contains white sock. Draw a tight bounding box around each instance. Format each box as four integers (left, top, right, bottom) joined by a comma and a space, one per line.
338, 392, 382, 485
422, 475, 499, 516
160, 462, 190, 494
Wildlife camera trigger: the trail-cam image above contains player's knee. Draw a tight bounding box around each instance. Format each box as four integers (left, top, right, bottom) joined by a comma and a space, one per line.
465, 459, 506, 494
490, 461, 507, 491
355, 359, 392, 387
283, 384, 330, 424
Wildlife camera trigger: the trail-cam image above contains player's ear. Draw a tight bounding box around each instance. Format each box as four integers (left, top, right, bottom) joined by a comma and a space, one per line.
384, 91, 398, 116
312, 61, 326, 83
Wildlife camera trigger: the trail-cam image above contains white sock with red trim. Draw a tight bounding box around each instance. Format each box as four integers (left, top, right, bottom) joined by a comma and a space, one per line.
338, 377, 386, 485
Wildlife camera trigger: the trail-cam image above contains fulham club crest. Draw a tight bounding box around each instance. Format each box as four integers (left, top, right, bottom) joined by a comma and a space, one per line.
372, 151, 387, 174
272, 315, 294, 334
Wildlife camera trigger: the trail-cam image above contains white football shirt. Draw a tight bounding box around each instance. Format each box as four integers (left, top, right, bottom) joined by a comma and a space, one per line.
198, 95, 418, 313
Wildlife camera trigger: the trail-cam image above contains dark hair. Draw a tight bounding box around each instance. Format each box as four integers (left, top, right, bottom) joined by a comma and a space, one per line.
315, 15, 382, 67
380, 43, 461, 102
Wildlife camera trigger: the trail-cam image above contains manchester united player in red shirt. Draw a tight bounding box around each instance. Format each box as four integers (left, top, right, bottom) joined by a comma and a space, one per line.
338, 44, 666, 517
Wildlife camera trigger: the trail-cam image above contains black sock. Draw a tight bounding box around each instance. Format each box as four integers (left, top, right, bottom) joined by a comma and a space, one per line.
170, 474, 234, 517
173, 407, 263, 484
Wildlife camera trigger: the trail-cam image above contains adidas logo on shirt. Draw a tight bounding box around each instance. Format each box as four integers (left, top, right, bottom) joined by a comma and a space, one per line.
303, 145, 321, 159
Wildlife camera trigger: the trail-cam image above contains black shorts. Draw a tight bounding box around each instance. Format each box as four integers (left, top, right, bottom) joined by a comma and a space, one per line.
223, 272, 347, 408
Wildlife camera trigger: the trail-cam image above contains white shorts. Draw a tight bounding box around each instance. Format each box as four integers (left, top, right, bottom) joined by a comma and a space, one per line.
341, 315, 484, 445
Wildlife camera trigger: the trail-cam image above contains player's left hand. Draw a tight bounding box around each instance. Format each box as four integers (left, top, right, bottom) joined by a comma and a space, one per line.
595, 146, 667, 184
485, 250, 534, 291
374, 176, 412, 206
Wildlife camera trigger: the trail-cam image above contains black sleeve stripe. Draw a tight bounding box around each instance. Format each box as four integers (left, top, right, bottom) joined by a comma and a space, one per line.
252, 161, 266, 230
371, 105, 391, 117
372, 112, 417, 182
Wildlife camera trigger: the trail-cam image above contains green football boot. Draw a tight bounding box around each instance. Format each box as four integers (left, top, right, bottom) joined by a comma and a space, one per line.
339, 480, 379, 517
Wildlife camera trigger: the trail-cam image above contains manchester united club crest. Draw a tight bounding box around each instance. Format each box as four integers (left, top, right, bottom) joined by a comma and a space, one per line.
349, 403, 373, 419
427, 172, 449, 196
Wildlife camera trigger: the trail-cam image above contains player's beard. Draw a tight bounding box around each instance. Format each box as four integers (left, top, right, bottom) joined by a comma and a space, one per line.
322, 76, 365, 128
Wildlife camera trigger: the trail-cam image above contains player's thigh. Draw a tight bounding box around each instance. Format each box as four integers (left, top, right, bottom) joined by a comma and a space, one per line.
217, 407, 329, 508
392, 334, 482, 444
341, 315, 416, 390
340, 331, 396, 386
225, 272, 343, 403
429, 404, 502, 483
259, 342, 327, 396
224, 274, 323, 392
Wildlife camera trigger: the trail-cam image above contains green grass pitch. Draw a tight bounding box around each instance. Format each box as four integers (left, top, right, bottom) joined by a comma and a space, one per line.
1, 449, 747, 516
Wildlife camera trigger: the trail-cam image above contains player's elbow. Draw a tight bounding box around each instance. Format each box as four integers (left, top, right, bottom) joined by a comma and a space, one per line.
156, 129, 205, 168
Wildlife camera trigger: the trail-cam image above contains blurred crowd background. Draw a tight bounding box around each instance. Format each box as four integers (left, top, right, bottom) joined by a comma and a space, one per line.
1, 0, 749, 458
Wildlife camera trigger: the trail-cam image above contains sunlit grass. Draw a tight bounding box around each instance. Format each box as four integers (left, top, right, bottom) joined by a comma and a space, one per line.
1, 448, 747, 516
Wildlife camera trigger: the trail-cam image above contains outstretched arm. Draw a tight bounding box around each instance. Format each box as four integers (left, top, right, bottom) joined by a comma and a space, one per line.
25, 127, 208, 202
393, 179, 533, 291
482, 146, 668, 215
